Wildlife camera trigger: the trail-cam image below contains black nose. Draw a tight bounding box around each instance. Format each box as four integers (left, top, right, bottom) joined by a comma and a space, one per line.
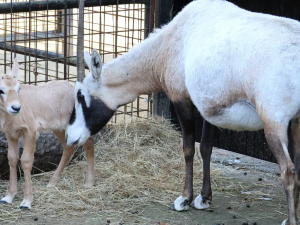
12, 105, 21, 112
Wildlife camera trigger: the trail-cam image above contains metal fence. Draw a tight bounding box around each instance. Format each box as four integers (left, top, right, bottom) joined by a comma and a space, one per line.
0, 0, 153, 122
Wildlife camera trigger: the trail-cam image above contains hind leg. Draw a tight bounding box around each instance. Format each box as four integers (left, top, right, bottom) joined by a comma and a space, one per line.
47, 130, 75, 187
264, 121, 297, 225
170, 100, 195, 211
291, 119, 300, 221
192, 120, 216, 209
82, 136, 95, 187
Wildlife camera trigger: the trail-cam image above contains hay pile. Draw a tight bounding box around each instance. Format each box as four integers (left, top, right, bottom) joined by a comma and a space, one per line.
0, 117, 206, 221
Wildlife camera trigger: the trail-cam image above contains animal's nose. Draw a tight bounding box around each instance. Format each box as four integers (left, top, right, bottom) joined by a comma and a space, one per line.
12, 105, 21, 112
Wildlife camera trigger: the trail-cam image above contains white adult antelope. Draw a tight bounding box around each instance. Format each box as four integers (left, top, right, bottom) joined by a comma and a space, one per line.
0, 58, 95, 209
66, 0, 300, 224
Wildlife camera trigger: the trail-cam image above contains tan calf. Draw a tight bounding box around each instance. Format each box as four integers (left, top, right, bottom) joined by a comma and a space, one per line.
0, 58, 94, 209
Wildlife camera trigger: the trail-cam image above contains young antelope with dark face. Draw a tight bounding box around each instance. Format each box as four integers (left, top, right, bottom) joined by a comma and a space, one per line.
0, 58, 95, 209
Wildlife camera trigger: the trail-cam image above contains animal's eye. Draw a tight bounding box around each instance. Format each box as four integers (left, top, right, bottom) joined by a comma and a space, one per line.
0, 90, 4, 95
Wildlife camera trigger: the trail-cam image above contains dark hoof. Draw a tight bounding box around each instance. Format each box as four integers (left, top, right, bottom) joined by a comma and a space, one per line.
169, 203, 176, 210
0, 200, 7, 204
20, 206, 29, 210
190, 202, 195, 208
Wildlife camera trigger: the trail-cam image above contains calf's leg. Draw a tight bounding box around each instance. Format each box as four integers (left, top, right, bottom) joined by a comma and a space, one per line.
47, 130, 75, 187
48, 131, 95, 187
82, 136, 95, 187
0, 136, 19, 204
170, 100, 195, 211
192, 120, 215, 209
20, 132, 36, 209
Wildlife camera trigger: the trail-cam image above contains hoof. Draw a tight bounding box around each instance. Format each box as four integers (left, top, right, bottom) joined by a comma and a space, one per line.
192, 194, 210, 210
19, 206, 30, 210
173, 196, 190, 211
169, 203, 175, 210
46, 183, 55, 188
0, 200, 7, 204
281, 219, 287, 225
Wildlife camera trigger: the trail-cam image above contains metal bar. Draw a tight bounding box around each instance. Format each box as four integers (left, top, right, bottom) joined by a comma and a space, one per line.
0, 43, 91, 68
64, 0, 67, 80
0, 0, 148, 14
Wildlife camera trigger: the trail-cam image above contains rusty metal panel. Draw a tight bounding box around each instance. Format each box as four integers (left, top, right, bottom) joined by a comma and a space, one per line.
0, 0, 153, 122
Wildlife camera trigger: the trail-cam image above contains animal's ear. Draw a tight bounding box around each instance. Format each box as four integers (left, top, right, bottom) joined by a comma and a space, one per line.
84, 51, 92, 71
9, 57, 19, 78
91, 49, 102, 79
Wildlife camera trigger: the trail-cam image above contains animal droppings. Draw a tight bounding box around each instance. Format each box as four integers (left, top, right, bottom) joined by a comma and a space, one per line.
233, 215, 237, 219
208, 209, 214, 212
252, 222, 257, 225
34, 217, 38, 221
246, 205, 250, 208
226, 207, 232, 210
244, 172, 247, 175
242, 222, 248, 225
258, 178, 262, 181
107, 220, 111, 223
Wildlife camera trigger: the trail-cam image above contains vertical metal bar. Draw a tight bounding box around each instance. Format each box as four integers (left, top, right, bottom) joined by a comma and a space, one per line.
46, 0, 49, 82
114, 1, 119, 58
10, 0, 13, 66
64, 0, 67, 80
29, 0, 31, 84
4, 0, 7, 74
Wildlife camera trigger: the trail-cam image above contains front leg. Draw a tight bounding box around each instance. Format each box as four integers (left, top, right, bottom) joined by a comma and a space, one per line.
0, 136, 19, 204
193, 120, 215, 209
19, 132, 36, 209
170, 100, 195, 211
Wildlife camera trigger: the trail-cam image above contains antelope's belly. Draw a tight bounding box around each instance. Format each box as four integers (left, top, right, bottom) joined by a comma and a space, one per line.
202, 100, 264, 131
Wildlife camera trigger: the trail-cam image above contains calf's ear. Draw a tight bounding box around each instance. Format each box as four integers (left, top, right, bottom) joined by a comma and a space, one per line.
91, 49, 102, 79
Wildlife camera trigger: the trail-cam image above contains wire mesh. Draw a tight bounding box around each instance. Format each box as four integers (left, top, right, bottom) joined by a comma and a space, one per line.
0, 0, 153, 122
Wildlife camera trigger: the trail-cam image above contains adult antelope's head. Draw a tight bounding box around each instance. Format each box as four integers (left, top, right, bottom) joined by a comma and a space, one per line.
65, 0, 114, 146
65, 50, 115, 146
0, 58, 21, 116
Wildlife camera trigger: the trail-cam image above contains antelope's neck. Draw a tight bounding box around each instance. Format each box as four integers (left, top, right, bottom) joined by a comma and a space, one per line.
100, 28, 185, 109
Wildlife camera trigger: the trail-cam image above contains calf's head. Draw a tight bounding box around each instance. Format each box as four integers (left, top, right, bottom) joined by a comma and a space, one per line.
65, 51, 115, 146
0, 58, 21, 115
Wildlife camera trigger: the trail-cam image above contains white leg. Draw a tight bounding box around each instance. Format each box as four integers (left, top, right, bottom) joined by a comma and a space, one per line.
1, 136, 19, 204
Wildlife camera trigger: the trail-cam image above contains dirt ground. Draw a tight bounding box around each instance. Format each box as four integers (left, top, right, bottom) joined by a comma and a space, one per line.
0, 148, 291, 225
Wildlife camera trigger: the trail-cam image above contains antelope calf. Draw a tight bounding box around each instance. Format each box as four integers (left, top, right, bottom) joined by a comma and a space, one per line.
0, 58, 95, 209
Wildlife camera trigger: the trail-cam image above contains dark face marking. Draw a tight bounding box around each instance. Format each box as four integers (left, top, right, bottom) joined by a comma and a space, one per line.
69, 106, 76, 125
78, 92, 115, 135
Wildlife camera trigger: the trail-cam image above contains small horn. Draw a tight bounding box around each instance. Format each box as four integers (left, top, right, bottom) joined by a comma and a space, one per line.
77, 0, 85, 82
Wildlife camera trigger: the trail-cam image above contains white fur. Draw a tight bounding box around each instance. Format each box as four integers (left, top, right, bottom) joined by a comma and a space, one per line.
193, 194, 210, 210
1, 195, 14, 204
281, 219, 287, 225
20, 199, 32, 209
66, 102, 91, 147
84, 51, 92, 69
173, 195, 190, 211
75, 81, 91, 108
69, 1, 300, 223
